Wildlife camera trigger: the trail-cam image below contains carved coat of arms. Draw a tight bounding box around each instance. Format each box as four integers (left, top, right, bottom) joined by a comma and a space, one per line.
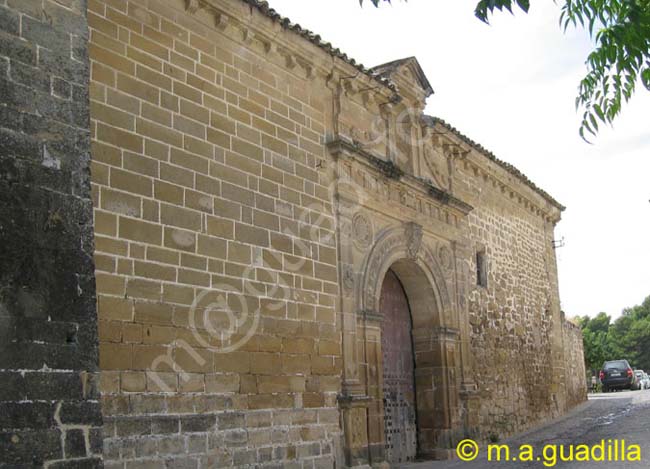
404, 222, 422, 259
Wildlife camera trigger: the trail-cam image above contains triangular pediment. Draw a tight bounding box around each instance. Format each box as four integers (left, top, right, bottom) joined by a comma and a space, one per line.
370, 57, 434, 98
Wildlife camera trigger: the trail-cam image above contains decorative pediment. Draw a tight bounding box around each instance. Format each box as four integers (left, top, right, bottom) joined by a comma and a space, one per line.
370, 57, 434, 99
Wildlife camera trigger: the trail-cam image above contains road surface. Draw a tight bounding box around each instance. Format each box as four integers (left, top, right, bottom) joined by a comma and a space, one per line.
402, 389, 650, 468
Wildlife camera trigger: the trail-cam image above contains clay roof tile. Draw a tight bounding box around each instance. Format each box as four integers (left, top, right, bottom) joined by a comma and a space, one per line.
241, 0, 398, 92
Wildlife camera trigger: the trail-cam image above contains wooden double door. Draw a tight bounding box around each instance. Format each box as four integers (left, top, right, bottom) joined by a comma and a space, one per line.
379, 269, 417, 464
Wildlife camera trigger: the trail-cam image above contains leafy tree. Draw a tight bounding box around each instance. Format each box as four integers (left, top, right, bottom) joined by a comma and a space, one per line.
615, 298, 650, 370
360, 0, 650, 141
585, 311, 612, 334
577, 312, 614, 372
608, 312, 633, 358
578, 295, 650, 374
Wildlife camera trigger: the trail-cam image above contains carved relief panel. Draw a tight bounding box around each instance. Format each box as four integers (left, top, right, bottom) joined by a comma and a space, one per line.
421, 129, 451, 191
394, 103, 416, 175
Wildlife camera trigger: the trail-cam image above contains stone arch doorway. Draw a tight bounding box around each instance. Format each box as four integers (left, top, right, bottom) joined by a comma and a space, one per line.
377, 258, 445, 462
356, 223, 460, 462
380, 268, 417, 463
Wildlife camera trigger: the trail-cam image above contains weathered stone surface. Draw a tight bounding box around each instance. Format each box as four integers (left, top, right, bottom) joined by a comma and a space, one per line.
0, 0, 102, 465
563, 318, 588, 409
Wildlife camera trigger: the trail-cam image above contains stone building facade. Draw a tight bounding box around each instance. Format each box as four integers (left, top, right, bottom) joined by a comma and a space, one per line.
0, 0, 587, 467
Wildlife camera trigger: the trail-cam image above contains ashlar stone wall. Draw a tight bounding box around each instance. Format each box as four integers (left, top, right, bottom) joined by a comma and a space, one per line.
88, 0, 342, 467
0, 0, 103, 466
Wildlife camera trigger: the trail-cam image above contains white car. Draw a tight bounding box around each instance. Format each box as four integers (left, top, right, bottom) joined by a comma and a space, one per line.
633, 370, 650, 390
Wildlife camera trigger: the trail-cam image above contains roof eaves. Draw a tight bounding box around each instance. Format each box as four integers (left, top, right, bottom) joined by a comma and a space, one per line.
241, 0, 398, 93
424, 115, 565, 212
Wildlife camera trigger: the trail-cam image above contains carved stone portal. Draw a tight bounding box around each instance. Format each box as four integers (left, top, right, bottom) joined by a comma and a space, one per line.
343, 224, 468, 465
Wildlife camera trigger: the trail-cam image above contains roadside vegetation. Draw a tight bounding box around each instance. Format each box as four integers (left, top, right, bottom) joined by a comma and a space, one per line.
575, 295, 650, 375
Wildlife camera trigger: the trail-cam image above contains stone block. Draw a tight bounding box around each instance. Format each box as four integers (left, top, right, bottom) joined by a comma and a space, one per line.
60, 401, 103, 426
180, 415, 215, 433
249, 353, 281, 375
205, 373, 239, 393
0, 429, 63, 465
64, 429, 87, 458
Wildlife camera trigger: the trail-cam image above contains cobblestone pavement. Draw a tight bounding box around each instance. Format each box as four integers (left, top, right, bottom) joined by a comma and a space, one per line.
401, 390, 650, 469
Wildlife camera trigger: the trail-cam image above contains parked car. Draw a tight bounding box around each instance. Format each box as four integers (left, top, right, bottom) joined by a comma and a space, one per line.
599, 360, 638, 392
635, 370, 650, 390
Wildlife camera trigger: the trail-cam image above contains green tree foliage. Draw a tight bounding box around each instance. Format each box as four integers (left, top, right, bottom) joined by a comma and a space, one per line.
617, 296, 650, 370
577, 295, 650, 374
361, 0, 650, 141
576, 312, 614, 372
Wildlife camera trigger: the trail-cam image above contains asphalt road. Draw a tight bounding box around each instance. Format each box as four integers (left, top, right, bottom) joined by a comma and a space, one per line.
402, 389, 650, 469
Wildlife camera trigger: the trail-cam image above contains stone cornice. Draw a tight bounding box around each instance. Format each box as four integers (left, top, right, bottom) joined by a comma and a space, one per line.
424, 116, 565, 223
187, 0, 398, 102
327, 137, 474, 217
461, 151, 563, 224
464, 153, 559, 221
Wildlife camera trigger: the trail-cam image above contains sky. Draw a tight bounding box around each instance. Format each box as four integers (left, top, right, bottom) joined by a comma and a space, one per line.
268, 0, 650, 319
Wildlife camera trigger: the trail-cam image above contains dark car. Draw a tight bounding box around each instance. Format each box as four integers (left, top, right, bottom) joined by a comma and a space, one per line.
600, 360, 638, 392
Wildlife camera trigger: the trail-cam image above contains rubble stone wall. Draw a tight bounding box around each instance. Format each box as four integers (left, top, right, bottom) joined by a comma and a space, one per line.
465, 205, 556, 437
563, 318, 588, 409
450, 146, 573, 439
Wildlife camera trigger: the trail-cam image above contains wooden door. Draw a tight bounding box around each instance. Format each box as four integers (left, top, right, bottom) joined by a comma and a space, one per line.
380, 269, 417, 464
